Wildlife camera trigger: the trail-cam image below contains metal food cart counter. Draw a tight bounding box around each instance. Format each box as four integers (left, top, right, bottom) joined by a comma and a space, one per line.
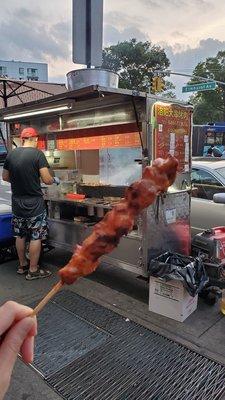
45, 193, 142, 274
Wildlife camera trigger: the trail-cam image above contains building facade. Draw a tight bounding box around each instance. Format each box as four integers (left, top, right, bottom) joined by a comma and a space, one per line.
0, 60, 48, 82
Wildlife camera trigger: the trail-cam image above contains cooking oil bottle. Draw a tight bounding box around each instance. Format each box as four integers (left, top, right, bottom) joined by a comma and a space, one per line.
220, 289, 225, 315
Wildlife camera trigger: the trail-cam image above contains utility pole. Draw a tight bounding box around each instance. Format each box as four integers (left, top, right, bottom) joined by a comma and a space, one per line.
86, 0, 91, 68
72, 0, 103, 67
155, 70, 225, 87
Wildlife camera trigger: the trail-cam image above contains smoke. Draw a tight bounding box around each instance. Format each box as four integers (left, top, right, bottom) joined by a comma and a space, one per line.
105, 163, 142, 186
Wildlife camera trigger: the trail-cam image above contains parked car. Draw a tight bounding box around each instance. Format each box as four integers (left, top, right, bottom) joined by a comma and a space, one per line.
191, 158, 225, 235
0, 143, 7, 164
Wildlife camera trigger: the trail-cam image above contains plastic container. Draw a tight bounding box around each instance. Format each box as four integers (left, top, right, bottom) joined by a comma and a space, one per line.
66, 193, 85, 200
60, 181, 74, 195
0, 213, 13, 241
0, 204, 12, 214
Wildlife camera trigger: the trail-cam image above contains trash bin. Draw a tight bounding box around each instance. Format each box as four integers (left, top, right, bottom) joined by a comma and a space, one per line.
148, 252, 208, 321
149, 252, 208, 297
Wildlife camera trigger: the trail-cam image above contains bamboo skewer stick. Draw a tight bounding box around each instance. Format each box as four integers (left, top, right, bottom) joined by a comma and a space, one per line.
31, 281, 64, 317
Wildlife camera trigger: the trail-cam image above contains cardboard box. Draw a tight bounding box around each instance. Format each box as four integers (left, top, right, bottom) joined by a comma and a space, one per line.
149, 276, 198, 322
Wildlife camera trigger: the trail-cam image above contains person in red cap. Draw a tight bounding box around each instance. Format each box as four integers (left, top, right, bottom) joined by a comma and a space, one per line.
2, 127, 59, 280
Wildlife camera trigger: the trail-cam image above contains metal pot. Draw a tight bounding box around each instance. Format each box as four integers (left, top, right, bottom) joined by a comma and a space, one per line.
66, 69, 119, 91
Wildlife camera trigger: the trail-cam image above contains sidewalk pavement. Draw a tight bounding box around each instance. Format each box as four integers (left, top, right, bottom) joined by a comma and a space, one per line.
1, 249, 225, 399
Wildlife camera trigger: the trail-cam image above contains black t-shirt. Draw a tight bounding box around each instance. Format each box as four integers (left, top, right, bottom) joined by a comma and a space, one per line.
4, 147, 50, 217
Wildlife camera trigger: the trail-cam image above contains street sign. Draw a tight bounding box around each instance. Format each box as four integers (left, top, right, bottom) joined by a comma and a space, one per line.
72, 0, 103, 67
182, 81, 216, 93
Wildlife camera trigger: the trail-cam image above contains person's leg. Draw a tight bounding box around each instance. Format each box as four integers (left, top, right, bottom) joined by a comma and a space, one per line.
15, 237, 27, 267
12, 215, 28, 273
26, 211, 51, 280
28, 239, 41, 273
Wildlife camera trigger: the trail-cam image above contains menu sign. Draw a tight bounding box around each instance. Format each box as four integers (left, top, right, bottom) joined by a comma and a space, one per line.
153, 102, 192, 172
37, 136, 46, 150
56, 132, 141, 150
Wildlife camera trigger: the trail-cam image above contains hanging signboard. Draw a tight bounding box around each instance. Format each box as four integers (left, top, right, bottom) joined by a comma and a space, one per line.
72, 0, 103, 66
56, 131, 140, 150
37, 136, 46, 150
152, 102, 192, 172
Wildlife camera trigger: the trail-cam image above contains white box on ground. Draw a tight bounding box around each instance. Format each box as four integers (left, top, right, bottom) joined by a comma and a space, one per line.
149, 277, 198, 322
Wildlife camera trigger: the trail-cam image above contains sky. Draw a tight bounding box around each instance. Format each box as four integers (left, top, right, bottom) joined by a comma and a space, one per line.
0, 0, 225, 100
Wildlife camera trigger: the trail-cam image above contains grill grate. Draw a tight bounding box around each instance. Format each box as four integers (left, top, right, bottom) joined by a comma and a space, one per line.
31, 290, 225, 400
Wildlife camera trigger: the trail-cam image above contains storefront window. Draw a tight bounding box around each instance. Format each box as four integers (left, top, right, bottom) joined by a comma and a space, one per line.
206, 130, 225, 145
206, 131, 215, 144
0, 66, 7, 76
215, 132, 223, 145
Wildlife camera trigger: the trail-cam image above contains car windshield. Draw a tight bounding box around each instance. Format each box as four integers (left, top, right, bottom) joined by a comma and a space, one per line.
215, 167, 225, 180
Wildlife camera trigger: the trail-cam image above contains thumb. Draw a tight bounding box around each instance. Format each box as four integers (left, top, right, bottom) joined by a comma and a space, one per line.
0, 317, 35, 378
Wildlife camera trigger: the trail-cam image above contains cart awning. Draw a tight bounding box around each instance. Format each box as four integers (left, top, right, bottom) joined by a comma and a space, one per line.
0, 77, 66, 109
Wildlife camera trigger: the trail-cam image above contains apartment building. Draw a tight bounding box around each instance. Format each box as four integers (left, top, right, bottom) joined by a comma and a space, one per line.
0, 60, 48, 81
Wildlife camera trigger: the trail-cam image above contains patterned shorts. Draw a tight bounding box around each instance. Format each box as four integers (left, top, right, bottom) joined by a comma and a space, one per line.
12, 210, 48, 241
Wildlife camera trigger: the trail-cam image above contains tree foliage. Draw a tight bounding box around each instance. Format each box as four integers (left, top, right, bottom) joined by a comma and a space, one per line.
191, 51, 225, 124
101, 38, 173, 94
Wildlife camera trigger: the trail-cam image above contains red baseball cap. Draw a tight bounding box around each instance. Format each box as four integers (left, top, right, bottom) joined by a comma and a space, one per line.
20, 127, 38, 139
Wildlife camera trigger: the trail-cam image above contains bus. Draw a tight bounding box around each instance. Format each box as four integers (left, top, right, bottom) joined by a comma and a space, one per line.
193, 123, 225, 156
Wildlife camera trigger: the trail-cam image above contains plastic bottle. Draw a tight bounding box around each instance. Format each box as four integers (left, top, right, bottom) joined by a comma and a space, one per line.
220, 289, 225, 315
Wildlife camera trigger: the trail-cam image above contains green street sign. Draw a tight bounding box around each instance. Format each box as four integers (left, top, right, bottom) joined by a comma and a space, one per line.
182, 81, 217, 93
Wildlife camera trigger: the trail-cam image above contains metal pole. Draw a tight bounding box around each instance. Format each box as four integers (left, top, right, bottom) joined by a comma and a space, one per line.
3, 80, 7, 107
86, 0, 92, 68
0, 127, 7, 152
155, 70, 225, 87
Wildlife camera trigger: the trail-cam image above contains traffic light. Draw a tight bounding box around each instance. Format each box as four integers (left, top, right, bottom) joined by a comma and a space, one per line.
157, 77, 165, 92
151, 76, 165, 93
151, 77, 158, 93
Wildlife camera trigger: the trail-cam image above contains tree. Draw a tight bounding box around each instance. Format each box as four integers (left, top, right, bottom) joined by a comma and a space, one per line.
101, 38, 174, 95
190, 51, 225, 124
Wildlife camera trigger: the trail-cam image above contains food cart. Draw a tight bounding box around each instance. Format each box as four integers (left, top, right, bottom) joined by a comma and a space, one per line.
0, 83, 193, 277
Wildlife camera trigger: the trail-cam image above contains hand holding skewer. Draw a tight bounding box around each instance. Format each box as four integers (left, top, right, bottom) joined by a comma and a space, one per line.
30, 281, 64, 317
0, 301, 37, 400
